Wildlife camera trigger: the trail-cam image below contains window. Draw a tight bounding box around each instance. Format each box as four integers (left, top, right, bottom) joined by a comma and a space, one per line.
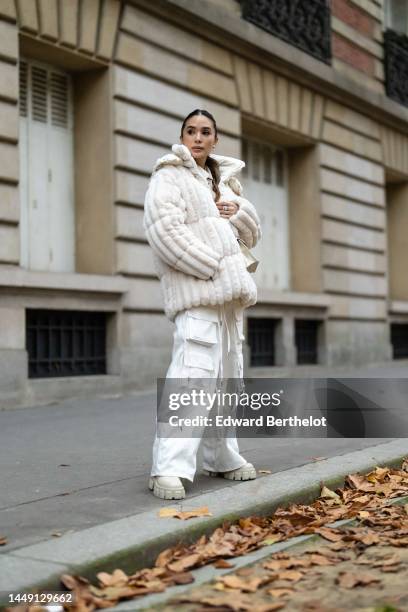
19, 58, 75, 272
26, 309, 107, 378
295, 319, 320, 365
241, 137, 289, 291
385, 0, 408, 35
391, 323, 408, 359
248, 318, 278, 366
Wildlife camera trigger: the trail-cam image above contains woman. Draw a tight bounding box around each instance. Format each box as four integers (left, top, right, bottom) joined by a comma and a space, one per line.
143, 109, 261, 500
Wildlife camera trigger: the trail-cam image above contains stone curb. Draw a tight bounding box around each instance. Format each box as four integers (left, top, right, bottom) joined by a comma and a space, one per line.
0, 439, 406, 608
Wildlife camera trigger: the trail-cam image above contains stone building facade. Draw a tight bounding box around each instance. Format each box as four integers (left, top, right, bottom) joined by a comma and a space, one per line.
0, 0, 407, 407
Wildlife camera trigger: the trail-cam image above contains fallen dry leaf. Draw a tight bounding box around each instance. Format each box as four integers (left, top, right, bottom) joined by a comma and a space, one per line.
336, 571, 381, 589
300, 602, 343, 612
216, 573, 265, 592
214, 558, 235, 569
169, 571, 194, 585
353, 494, 371, 503
309, 553, 337, 566
358, 510, 371, 519
175, 591, 284, 611
380, 565, 401, 573
155, 547, 174, 568
167, 553, 202, 573
259, 469, 272, 474
373, 483, 395, 497
264, 557, 311, 571
97, 568, 129, 587
314, 527, 344, 542
351, 531, 380, 546
376, 553, 401, 566
320, 486, 342, 504
268, 587, 294, 597
346, 473, 374, 492
0, 535, 7, 545
262, 534, 281, 545
366, 467, 388, 483
158, 506, 212, 520
276, 569, 305, 582
235, 567, 254, 576
92, 584, 144, 599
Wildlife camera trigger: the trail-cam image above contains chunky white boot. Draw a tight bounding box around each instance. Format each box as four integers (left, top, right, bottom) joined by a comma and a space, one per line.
204, 462, 257, 481
148, 476, 185, 500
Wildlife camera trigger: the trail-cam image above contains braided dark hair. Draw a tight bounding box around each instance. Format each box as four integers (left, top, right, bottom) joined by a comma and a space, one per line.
180, 109, 221, 202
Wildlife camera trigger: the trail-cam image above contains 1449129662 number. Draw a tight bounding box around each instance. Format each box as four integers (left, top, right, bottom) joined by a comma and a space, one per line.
6, 591, 75, 605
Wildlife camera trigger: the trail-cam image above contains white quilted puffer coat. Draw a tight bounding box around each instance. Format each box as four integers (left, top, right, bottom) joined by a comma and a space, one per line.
143, 144, 262, 321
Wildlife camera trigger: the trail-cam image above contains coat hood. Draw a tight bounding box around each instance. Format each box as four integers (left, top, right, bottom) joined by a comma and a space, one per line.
152, 144, 245, 193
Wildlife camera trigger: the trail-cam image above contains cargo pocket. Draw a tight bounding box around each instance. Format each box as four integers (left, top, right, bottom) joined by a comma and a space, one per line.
184, 311, 219, 375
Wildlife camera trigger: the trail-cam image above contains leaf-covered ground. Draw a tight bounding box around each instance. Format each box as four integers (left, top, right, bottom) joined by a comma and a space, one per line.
6, 459, 408, 612
161, 500, 408, 611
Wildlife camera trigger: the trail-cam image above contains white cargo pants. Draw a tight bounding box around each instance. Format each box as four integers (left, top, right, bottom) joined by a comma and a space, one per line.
151, 299, 248, 482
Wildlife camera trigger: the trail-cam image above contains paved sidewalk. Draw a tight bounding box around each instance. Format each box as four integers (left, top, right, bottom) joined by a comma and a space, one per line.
1, 359, 407, 553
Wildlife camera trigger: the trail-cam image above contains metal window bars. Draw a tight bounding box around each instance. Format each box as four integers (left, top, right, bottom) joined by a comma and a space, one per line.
26, 309, 107, 378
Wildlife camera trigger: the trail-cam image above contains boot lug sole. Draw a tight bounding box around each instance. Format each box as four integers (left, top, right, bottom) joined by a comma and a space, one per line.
203, 468, 257, 481
148, 477, 185, 500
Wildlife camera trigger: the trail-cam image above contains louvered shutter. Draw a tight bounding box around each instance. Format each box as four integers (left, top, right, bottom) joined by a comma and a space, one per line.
19, 58, 75, 272
241, 137, 290, 290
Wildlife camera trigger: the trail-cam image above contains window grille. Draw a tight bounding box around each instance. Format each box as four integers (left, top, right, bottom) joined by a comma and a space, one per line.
248, 318, 278, 366
26, 310, 107, 378
295, 319, 320, 364
391, 323, 408, 359
384, 1, 408, 107
240, 0, 332, 64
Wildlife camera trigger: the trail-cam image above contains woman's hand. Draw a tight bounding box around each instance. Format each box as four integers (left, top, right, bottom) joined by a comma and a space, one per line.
216, 200, 239, 219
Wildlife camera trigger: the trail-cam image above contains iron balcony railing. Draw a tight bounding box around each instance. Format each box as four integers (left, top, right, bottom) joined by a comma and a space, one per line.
384, 28, 408, 108
240, 0, 332, 64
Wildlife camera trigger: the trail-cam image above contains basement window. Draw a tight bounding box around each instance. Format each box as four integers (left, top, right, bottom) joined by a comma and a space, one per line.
26, 309, 107, 378
295, 319, 320, 364
391, 323, 408, 359
248, 318, 278, 366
